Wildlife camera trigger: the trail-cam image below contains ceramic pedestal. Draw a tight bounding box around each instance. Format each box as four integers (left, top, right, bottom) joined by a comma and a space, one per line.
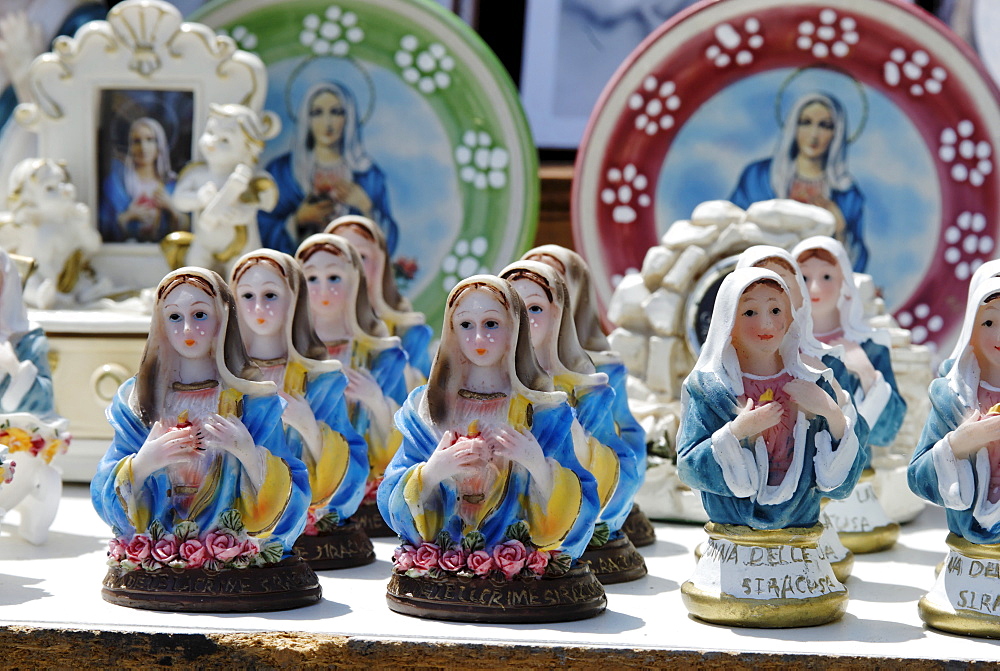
682, 522, 847, 628
294, 519, 375, 570
581, 534, 647, 584
918, 533, 1000, 639
823, 469, 900, 554
622, 503, 656, 547
818, 508, 854, 583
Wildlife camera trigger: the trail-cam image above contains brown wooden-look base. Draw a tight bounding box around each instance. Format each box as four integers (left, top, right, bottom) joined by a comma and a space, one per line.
294, 518, 375, 570
386, 564, 607, 623
622, 504, 656, 548
101, 557, 321, 612
581, 534, 648, 584
355, 500, 396, 538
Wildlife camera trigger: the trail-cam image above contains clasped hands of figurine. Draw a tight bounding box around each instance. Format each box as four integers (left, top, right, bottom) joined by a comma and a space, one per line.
732, 380, 845, 442
135, 416, 263, 485
949, 410, 1000, 460
429, 426, 546, 484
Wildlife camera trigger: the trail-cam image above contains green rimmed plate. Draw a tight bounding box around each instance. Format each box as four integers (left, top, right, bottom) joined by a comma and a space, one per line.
191, 0, 538, 333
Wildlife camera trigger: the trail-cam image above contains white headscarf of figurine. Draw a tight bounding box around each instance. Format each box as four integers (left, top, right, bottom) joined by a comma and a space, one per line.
790, 235, 890, 349
692, 267, 817, 398
945, 276, 1000, 408
736, 244, 844, 362
0, 248, 32, 342
945, 259, 1000, 366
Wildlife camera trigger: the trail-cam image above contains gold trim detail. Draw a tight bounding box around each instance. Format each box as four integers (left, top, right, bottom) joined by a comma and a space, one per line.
457, 389, 508, 401
171, 379, 220, 391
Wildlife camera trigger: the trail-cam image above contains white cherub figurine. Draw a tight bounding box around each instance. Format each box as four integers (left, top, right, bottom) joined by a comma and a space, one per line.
1, 158, 102, 308
173, 103, 280, 276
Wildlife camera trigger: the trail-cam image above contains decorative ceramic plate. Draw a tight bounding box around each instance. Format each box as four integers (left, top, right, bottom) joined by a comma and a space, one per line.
192, 0, 537, 332
573, 0, 1000, 349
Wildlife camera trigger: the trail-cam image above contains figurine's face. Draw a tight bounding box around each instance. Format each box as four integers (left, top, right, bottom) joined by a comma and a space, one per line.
33, 165, 75, 208
731, 283, 791, 358
336, 227, 383, 301
799, 255, 842, 321
309, 91, 346, 148
199, 115, 246, 167
796, 102, 835, 161
161, 284, 219, 360
972, 300, 1000, 371
302, 250, 354, 317
129, 123, 159, 167
452, 289, 510, 368
235, 263, 291, 339
757, 260, 802, 310
510, 278, 559, 354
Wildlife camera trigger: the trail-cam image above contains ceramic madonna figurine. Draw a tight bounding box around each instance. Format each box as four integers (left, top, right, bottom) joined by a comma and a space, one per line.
522, 244, 655, 548
909, 276, 1000, 638
173, 104, 279, 276
91, 267, 319, 612
501, 260, 645, 584
378, 275, 605, 622
1, 158, 103, 308
735, 244, 868, 581
326, 215, 433, 389
0, 249, 70, 544
939, 259, 1000, 377
677, 267, 865, 628
295, 233, 407, 536
230, 249, 372, 569
792, 236, 905, 553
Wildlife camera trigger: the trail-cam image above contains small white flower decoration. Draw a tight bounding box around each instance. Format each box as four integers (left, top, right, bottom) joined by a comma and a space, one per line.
884, 48, 947, 96
456, 130, 509, 190
942, 211, 993, 283
442, 236, 490, 290
895, 302, 940, 344
705, 18, 764, 68
627, 76, 681, 136
796, 9, 858, 59
939, 120, 993, 186
219, 25, 258, 51
300, 6, 364, 56
396, 35, 455, 94
600, 164, 651, 225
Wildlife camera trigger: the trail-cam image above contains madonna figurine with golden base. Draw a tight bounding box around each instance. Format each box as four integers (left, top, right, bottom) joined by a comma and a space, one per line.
909, 276, 1000, 638
378, 276, 605, 622
231, 249, 372, 569
91, 268, 319, 612
677, 268, 865, 627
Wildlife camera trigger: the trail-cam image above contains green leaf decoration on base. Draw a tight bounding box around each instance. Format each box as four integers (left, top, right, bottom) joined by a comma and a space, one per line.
316, 511, 340, 534
461, 530, 485, 553
545, 553, 571, 577
148, 520, 167, 542
588, 522, 610, 548
259, 541, 284, 565
504, 520, 532, 545
219, 509, 245, 535
435, 529, 453, 549
173, 520, 200, 543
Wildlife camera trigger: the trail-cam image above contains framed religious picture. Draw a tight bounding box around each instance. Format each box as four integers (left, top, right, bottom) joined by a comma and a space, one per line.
573, 0, 1000, 351
15, 0, 271, 290
191, 0, 538, 333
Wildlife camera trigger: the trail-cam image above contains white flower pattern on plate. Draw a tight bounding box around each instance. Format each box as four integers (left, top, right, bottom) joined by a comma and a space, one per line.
796, 9, 858, 59
939, 121, 993, 187
300, 6, 364, 56
601, 165, 651, 225
396, 35, 455, 94
456, 130, 509, 190
705, 18, 764, 68
628, 77, 681, 136
441, 237, 489, 291
883, 48, 947, 96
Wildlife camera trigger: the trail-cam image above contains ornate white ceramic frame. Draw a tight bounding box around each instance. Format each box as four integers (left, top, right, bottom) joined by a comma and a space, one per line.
14, 0, 270, 291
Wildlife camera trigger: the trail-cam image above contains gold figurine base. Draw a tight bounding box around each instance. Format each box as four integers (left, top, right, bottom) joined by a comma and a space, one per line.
823, 469, 899, 554
918, 533, 1000, 639
682, 522, 847, 628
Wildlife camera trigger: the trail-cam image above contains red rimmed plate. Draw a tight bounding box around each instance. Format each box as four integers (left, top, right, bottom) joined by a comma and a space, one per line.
573, 0, 1000, 349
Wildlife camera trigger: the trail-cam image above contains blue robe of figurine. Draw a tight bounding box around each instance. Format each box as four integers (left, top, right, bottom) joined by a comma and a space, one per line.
91, 378, 311, 557
378, 387, 601, 559
257, 154, 399, 255
396, 322, 433, 382
1, 328, 57, 419
559, 375, 639, 535
596, 358, 647, 478
677, 370, 867, 529
98, 160, 177, 242
854, 339, 906, 449
730, 159, 868, 272
289, 368, 369, 523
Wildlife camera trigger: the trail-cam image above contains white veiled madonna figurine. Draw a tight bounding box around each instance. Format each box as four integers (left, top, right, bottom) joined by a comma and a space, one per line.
522, 244, 654, 548
792, 236, 906, 553
230, 249, 372, 569
501, 260, 646, 584
173, 104, 279, 276
0, 248, 70, 544
677, 267, 866, 628
326, 215, 433, 390
91, 267, 319, 612
909, 276, 1000, 638
377, 275, 605, 623
735, 244, 864, 579
295, 233, 407, 536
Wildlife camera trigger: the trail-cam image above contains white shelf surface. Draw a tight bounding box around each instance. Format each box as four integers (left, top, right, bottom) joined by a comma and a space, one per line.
1, 485, 999, 663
